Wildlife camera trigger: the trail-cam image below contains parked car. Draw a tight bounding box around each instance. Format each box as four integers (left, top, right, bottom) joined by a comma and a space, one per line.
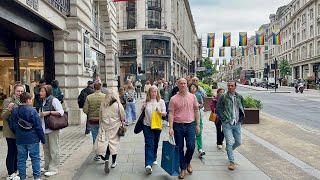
261, 78, 278, 89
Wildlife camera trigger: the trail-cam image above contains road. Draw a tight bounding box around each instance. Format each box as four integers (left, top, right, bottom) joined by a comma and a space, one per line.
219, 83, 320, 132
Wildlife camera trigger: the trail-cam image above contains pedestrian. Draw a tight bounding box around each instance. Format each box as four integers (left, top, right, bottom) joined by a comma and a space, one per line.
144, 80, 151, 94
78, 81, 95, 135
192, 77, 207, 98
95, 89, 125, 174
210, 88, 225, 150
189, 83, 206, 158
10, 92, 45, 180
118, 87, 126, 108
52, 80, 64, 103
101, 83, 109, 95
135, 79, 142, 99
39, 85, 64, 176
168, 78, 200, 179
1, 83, 24, 180
160, 82, 171, 122
216, 80, 245, 171
169, 79, 180, 99
142, 85, 166, 175
83, 82, 106, 161
124, 85, 137, 125
33, 79, 46, 112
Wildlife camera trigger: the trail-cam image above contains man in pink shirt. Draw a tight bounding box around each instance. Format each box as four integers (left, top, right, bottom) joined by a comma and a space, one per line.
169, 78, 200, 179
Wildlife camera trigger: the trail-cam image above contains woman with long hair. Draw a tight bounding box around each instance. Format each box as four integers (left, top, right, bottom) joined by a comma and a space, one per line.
39, 85, 64, 177
96, 89, 125, 174
210, 88, 225, 149
124, 85, 137, 125
142, 85, 166, 175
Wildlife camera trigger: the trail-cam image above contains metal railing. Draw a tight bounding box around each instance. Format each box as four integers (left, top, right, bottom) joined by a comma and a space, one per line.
47, 0, 70, 16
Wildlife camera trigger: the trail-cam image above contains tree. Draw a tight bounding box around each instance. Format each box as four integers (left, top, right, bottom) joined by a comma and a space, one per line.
196, 57, 217, 80
279, 59, 291, 78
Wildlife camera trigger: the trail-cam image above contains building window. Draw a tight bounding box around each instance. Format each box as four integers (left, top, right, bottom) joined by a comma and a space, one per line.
309, 43, 313, 58
310, 8, 314, 19
120, 40, 137, 56
92, 2, 100, 40
127, 2, 136, 29
318, 22, 320, 35
144, 39, 170, 56
318, 4, 320, 16
148, 0, 161, 29
297, 32, 300, 42
302, 13, 306, 25
310, 25, 314, 37
317, 41, 320, 55
302, 29, 306, 40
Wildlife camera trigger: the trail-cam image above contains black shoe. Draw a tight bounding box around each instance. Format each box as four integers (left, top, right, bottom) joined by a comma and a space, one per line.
85, 129, 90, 135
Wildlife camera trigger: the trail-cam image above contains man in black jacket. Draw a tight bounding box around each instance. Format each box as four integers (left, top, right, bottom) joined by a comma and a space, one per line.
78, 81, 94, 134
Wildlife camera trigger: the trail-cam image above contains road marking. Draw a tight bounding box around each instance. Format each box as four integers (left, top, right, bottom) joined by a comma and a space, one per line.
243, 129, 320, 179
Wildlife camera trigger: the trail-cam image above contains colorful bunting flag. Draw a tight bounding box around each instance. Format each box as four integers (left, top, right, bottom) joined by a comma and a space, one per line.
272, 32, 281, 45
219, 47, 225, 57
255, 32, 265, 45
208, 49, 214, 57
223, 32, 231, 47
239, 32, 248, 46
207, 33, 215, 48
231, 46, 236, 57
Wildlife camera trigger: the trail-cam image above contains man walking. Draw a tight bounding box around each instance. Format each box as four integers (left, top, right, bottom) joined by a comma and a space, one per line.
169, 78, 200, 179
216, 80, 245, 171
78, 81, 95, 134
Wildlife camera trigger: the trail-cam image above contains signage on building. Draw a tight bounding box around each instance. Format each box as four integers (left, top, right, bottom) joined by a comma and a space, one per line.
196, 67, 206, 71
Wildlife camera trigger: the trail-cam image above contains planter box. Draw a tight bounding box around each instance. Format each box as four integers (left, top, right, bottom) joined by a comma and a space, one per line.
203, 97, 213, 112
243, 108, 260, 124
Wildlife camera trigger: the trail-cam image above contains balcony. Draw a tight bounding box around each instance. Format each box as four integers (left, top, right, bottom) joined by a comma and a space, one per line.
119, 49, 137, 58
47, 0, 70, 16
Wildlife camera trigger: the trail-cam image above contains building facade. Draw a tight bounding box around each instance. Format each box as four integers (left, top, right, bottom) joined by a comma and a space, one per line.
116, 0, 198, 86
0, 0, 118, 124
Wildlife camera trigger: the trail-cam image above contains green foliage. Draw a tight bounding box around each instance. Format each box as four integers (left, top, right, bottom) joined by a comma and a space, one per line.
243, 96, 263, 109
279, 59, 291, 78
196, 57, 217, 80
198, 81, 213, 97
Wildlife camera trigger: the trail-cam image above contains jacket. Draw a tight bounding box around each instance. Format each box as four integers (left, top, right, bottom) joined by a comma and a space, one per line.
78, 87, 94, 108
1, 96, 20, 138
216, 92, 245, 124
83, 91, 105, 121
9, 105, 45, 145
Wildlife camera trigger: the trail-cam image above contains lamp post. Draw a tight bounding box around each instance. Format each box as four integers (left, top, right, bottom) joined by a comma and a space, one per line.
274, 58, 278, 92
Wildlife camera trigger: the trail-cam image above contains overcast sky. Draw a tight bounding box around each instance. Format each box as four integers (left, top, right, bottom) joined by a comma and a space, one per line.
189, 0, 292, 60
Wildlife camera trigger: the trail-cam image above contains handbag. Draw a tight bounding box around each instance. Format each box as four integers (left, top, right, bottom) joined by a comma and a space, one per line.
134, 108, 145, 134
47, 112, 68, 130
209, 110, 218, 123
151, 111, 162, 130
17, 107, 33, 131
161, 136, 180, 176
117, 103, 126, 137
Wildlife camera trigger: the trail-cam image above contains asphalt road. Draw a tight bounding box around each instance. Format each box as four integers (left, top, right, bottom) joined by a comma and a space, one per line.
219, 83, 320, 132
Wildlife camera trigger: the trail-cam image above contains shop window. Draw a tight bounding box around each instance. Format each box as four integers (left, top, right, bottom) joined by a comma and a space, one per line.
144, 39, 170, 56
120, 40, 137, 56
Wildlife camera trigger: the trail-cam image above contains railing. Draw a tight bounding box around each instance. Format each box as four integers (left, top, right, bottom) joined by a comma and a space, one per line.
119, 49, 137, 57
47, 0, 70, 16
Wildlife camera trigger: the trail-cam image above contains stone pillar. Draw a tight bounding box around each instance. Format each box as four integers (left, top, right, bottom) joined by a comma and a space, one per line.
299, 65, 303, 79
308, 63, 313, 77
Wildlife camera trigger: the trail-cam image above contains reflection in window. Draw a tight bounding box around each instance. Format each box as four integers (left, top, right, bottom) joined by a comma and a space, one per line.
144, 39, 169, 56
120, 40, 137, 56
148, 0, 161, 29
127, 2, 136, 29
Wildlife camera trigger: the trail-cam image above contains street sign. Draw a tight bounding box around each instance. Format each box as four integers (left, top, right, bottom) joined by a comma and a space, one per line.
196, 67, 206, 71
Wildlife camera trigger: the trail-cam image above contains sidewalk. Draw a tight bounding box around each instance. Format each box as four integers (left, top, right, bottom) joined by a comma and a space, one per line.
238, 84, 320, 94
72, 102, 270, 180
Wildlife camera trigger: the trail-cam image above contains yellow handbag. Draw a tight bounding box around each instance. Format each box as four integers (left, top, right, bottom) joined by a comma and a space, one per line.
151, 111, 162, 130
209, 111, 218, 123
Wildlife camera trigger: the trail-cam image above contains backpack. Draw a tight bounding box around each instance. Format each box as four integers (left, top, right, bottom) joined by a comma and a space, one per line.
126, 91, 135, 102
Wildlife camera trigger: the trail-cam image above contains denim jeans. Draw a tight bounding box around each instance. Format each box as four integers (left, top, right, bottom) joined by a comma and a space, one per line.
143, 125, 161, 167
88, 124, 99, 144
6, 138, 18, 175
17, 143, 41, 180
125, 102, 136, 123
222, 122, 241, 163
173, 122, 196, 170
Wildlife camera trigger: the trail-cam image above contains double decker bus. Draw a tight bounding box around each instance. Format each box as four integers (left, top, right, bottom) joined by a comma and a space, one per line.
240, 70, 255, 85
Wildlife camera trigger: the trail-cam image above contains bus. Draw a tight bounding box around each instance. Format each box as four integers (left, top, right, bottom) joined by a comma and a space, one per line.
240, 70, 255, 85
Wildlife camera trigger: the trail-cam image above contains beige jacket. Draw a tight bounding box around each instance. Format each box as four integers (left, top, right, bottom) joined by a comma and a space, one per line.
95, 102, 125, 156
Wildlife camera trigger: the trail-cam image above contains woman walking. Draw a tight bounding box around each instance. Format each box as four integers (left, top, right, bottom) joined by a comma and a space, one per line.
210, 88, 225, 149
39, 85, 64, 176
142, 85, 166, 174
96, 90, 125, 174
124, 85, 137, 125
1, 84, 24, 180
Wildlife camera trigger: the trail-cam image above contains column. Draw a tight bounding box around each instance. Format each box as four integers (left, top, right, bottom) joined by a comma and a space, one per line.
299, 65, 303, 79
308, 63, 313, 77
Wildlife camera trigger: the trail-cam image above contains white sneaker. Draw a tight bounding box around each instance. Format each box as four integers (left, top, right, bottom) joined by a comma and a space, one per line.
41, 168, 47, 173
153, 161, 158, 165
217, 145, 223, 150
44, 171, 58, 176
145, 165, 152, 175
111, 162, 117, 168
6, 173, 20, 180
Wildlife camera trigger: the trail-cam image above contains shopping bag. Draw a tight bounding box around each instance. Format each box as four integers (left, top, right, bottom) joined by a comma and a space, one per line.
161, 137, 180, 176
209, 112, 218, 123
151, 111, 162, 130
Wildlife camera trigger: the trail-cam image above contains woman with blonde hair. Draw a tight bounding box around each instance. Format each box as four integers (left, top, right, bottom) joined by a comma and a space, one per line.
124, 84, 137, 125
142, 85, 166, 175
96, 89, 125, 174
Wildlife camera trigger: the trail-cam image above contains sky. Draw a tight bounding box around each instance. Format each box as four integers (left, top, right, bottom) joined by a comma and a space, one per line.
189, 0, 292, 60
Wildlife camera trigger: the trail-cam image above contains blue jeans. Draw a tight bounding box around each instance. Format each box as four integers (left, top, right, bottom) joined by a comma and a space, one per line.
143, 125, 161, 167
17, 143, 41, 180
222, 122, 241, 163
88, 124, 99, 144
125, 102, 136, 123
173, 122, 196, 170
